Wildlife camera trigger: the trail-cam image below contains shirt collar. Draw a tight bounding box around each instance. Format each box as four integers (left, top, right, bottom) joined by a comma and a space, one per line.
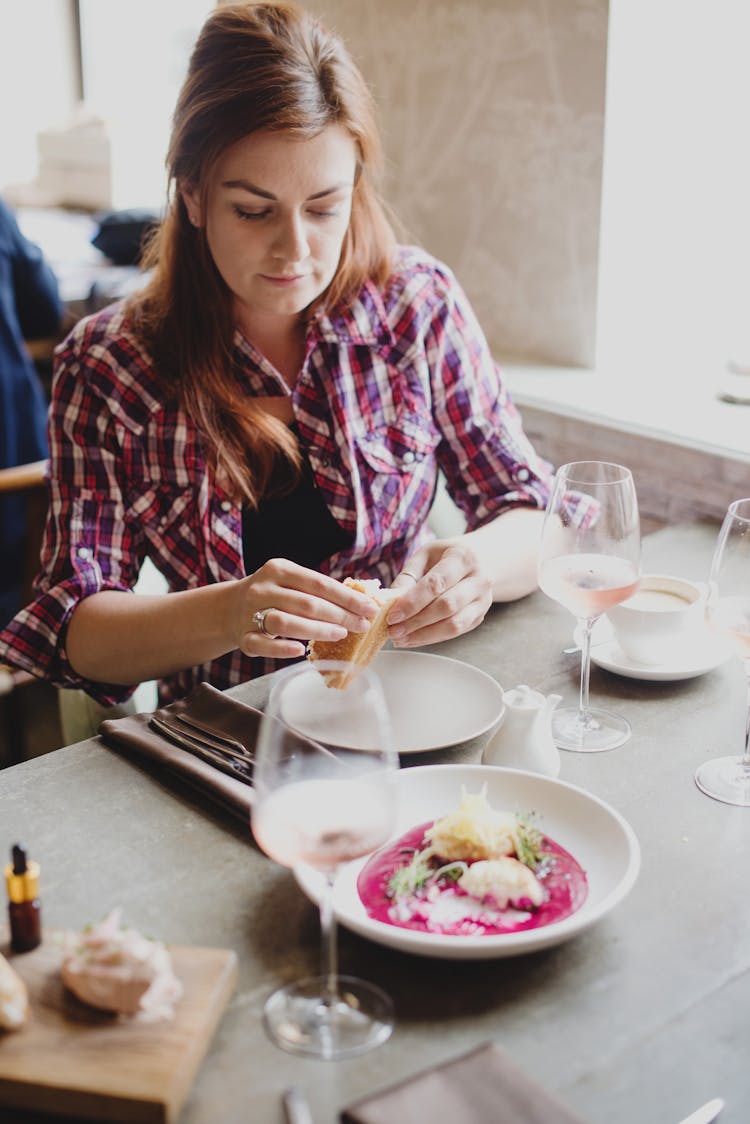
310, 279, 396, 351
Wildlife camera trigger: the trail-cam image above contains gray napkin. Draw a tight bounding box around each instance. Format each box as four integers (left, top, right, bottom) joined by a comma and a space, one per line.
340, 1041, 588, 1124
98, 683, 259, 824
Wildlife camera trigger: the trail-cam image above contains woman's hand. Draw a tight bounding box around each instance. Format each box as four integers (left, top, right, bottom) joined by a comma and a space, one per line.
386, 540, 493, 648
234, 559, 377, 658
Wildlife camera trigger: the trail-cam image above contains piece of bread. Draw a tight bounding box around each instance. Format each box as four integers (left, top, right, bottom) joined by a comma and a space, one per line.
0, 951, 28, 1031
308, 578, 403, 688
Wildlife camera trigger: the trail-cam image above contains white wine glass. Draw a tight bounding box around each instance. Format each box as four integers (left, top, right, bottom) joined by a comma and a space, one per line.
538, 461, 641, 752
251, 660, 399, 1059
695, 498, 750, 805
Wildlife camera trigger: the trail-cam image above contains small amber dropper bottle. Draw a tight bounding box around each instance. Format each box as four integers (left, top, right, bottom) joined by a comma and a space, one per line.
4, 843, 42, 952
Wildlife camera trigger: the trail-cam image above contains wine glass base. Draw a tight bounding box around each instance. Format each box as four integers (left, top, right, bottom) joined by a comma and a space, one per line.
553, 706, 631, 753
263, 974, 394, 1059
695, 756, 750, 806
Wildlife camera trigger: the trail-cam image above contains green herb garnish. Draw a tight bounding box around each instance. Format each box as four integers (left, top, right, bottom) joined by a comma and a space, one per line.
386, 848, 433, 899
515, 815, 544, 869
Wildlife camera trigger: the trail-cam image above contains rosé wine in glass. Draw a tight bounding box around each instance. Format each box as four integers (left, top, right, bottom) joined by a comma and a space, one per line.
539, 553, 640, 620
707, 597, 750, 660
538, 461, 641, 753
251, 660, 398, 1059
252, 777, 394, 871
696, 500, 750, 805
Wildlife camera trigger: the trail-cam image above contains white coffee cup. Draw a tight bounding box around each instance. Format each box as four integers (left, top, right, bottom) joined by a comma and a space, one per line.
606, 574, 706, 665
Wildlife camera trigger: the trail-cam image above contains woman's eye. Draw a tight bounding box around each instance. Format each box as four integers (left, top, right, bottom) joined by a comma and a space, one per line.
308, 209, 340, 220
233, 205, 269, 221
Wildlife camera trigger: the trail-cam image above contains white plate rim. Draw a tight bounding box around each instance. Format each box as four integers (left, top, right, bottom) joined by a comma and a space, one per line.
294, 764, 641, 959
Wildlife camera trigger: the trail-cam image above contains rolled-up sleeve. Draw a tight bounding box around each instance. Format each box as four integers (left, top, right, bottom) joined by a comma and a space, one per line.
0, 330, 146, 706
422, 267, 553, 528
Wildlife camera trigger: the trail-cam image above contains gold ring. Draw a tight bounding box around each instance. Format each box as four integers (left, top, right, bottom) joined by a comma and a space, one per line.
400, 570, 419, 583
253, 608, 276, 637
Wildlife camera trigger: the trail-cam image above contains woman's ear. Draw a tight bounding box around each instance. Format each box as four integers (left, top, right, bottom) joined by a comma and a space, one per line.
179, 183, 202, 228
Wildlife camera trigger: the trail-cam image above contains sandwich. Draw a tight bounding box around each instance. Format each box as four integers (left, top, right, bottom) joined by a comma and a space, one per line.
308, 578, 403, 688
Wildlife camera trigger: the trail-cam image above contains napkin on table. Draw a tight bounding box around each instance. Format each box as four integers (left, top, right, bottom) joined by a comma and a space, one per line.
340, 1041, 588, 1124
98, 683, 260, 825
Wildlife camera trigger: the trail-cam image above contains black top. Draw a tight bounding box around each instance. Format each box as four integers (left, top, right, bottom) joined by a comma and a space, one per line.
242, 426, 354, 574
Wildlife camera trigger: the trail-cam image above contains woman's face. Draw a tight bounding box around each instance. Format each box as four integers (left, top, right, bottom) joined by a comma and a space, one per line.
183, 125, 357, 331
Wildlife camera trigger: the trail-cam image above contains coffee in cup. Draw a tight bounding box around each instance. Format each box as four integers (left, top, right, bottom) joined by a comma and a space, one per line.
606, 574, 705, 665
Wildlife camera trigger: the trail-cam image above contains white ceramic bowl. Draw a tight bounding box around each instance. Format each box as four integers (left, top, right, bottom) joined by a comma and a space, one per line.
295, 764, 640, 959
606, 573, 706, 665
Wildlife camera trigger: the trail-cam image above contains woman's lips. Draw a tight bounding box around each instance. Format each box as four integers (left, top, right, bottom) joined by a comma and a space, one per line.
260, 273, 307, 286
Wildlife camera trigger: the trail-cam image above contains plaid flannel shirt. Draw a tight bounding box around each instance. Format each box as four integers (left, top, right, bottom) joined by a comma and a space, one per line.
0, 246, 552, 704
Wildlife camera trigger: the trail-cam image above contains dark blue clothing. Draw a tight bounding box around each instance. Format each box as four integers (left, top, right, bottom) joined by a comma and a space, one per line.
0, 198, 62, 620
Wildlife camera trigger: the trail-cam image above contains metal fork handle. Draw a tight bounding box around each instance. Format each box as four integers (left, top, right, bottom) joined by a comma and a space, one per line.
172, 712, 249, 756
149, 716, 253, 780
155, 714, 253, 762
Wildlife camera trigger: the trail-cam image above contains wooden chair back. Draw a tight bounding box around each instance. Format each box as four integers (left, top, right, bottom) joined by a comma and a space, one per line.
0, 459, 57, 763
0, 458, 48, 606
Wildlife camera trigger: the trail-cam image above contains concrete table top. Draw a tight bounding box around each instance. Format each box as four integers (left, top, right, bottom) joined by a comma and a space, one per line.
1, 520, 747, 1123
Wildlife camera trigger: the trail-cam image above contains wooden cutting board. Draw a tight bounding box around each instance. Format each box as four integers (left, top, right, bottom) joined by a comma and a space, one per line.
0, 930, 238, 1123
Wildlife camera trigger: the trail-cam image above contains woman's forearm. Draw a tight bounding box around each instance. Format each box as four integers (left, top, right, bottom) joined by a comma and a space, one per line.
65, 560, 380, 686
65, 583, 239, 684
462, 506, 546, 601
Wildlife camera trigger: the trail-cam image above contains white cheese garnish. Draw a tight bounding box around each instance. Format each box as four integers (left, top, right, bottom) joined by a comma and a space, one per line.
458, 857, 544, 908
424, 786, 519, 861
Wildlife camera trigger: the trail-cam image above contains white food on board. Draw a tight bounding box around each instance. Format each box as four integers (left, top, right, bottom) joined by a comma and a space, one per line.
0, 951, 28, 1031
61, 908, 182, 1019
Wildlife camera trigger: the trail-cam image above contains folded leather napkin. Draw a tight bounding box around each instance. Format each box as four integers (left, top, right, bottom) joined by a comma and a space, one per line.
340, 1041, 588, 1124
98, 683, 260, 825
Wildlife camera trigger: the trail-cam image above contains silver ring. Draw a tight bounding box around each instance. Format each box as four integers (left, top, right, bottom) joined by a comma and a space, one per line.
400, 570, 419, 583
253, 607, 276, 637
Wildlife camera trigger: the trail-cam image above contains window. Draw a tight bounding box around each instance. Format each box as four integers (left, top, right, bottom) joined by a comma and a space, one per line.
0, 0, 212, 209
77, 0, 212, 208
596, 0, 750, 376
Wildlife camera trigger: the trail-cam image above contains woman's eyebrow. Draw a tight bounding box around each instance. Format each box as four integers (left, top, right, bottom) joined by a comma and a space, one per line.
221, 179, 351, 200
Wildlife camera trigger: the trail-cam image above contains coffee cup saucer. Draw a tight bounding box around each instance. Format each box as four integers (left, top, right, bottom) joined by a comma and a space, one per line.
587, 618, 732, 682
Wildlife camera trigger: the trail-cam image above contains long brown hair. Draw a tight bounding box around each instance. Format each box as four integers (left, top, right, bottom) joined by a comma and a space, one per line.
129, 1, 395, 505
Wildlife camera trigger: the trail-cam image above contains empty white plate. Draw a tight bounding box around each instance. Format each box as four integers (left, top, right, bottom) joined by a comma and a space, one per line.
284, 651, 505, 753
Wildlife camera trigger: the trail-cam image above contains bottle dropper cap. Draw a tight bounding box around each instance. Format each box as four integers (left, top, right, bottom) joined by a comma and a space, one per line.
4, 843, 40, 903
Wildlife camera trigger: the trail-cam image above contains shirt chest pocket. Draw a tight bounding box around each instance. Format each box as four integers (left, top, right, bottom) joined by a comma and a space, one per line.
354, 413, 440, 475
353, 413, 440, 538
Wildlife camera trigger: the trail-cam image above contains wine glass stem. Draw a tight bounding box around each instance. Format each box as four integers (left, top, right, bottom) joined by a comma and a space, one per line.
577, 617, 595, 718
743, 668, 750, 769
319, 871, 338, 1005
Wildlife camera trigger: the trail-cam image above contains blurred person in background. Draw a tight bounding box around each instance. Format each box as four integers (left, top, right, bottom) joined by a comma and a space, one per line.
0, 197, 62, 626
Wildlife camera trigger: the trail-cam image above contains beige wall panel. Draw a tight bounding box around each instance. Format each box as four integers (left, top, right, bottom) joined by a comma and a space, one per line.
520, 405, 750, 522
306, 0, 608, 366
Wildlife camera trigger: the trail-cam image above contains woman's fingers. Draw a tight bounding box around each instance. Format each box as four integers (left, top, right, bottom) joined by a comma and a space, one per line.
387, 545, 492, 646
238, 610, 352, 657
238, 634, 308, 659
236, 560, 378, 656
390, 593, 489, 648
256, 559, 377, 625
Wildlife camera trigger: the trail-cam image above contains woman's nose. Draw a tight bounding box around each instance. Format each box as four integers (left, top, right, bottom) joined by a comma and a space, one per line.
272, 213, 310, 263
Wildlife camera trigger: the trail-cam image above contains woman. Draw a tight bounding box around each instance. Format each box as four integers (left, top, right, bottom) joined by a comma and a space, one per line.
0, 1, 552, 706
